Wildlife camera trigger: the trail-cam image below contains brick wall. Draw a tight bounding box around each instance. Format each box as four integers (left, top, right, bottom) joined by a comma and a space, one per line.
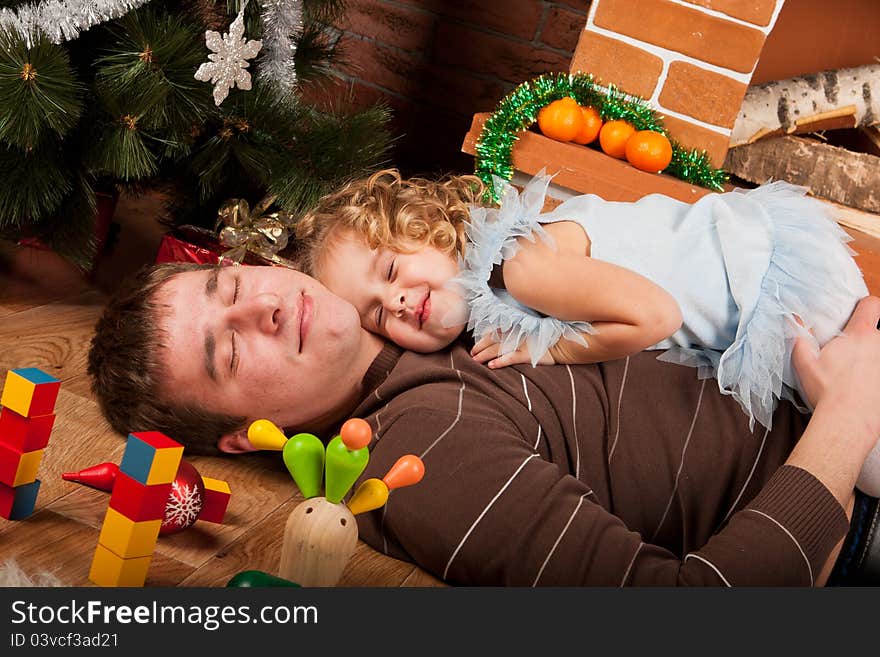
324, 1, 590, 176
571, 0, 784, 167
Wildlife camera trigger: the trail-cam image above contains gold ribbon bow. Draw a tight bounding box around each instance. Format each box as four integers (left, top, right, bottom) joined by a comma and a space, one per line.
215, 195, 297, 266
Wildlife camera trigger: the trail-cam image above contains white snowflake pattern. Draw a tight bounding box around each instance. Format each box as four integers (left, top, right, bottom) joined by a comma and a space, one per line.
194, 9, 262, 106
163, 481, 203, 530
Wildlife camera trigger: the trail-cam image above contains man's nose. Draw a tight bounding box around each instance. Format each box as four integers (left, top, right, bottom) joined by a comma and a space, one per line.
228, 293, 280, 333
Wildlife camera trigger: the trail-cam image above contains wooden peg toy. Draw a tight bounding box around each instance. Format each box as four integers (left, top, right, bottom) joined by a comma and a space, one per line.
339, 418, 372, 450
278, 496, 358, 587
323, 435, 369, 504
226, 570, 301, 587
383, 454, 426, 490
247, 419, 289, 450
347, 454, 425, 515
282, 432, 325, 499
346, 478, 389, 515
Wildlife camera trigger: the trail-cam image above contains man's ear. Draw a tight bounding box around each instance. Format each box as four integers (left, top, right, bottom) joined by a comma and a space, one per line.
217, 429, 258, 454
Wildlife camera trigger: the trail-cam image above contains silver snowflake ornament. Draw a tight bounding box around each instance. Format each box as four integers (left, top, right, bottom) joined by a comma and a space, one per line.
164, 481, 203, 530
194, 10, 262, 106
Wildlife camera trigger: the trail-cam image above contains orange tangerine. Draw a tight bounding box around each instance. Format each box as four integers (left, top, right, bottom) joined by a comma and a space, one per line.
598, 119, 636, 159
537, 97, 584, 142
572, 106, 603, 145
625, 130, 673, 173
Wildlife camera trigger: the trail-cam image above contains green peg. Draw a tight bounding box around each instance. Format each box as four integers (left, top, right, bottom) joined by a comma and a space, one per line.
324, 435, 369, 504
282, 433, 326, 499
226, 570, 300, 587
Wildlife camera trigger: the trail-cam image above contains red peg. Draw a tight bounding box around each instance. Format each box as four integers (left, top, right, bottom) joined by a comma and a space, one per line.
62, 462, 119, 492
382, 454, 425, 490
340, 418, 372, 450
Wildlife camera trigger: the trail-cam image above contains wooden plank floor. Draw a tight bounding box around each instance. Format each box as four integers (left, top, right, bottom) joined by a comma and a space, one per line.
0, 239, 444, 588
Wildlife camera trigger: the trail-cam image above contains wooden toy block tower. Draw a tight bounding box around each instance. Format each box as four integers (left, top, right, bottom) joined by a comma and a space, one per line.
0, 368, 60, 520
88, 431, 183, 587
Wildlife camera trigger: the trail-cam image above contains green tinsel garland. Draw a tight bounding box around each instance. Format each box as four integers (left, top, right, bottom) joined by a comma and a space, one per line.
475, 72, 728, 203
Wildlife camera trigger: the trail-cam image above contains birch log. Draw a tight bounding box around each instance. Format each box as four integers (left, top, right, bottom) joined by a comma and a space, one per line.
730, 64, 880, 147
724, 135, 880, 214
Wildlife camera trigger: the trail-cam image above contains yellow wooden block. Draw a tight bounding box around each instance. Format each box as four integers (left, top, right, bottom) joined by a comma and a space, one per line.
202, 476, 231, 495
88, 543, 152, 587
98, 507, 162, 559
12, 449, 43, 486
147, 447, 183, 485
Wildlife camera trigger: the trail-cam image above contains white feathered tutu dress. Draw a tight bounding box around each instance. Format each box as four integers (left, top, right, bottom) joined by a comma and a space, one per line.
449, 172, 879, 493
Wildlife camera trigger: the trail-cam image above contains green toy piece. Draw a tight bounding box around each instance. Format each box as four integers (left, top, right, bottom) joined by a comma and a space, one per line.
323, 435, 369, 504
226, 570, 301, 587
283, 433, 326, 499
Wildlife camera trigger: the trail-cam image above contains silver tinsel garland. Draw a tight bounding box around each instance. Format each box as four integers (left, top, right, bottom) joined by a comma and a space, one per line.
257, 0, 302, 102
0, 0, 151, 47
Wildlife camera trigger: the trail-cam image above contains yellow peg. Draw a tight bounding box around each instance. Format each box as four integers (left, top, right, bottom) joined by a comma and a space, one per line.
347, 478, 389, 515
247, 419, 289, 451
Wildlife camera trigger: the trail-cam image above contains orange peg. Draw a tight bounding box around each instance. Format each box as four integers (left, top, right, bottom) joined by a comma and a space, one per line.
382, 454, 425, 490
339, 418, 372, 450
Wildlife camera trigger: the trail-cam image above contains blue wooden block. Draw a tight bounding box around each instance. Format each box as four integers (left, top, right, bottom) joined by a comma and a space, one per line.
0, 478, 41, 520
118, 432, 183, 486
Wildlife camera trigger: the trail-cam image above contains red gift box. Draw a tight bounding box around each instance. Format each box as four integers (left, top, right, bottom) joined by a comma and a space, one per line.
154, 226, 277, 267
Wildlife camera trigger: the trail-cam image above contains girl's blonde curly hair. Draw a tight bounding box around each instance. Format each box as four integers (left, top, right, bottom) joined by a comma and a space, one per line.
294, 168, 485, 276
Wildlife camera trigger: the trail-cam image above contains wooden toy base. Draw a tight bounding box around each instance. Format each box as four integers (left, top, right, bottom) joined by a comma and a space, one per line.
278, 497, 358, 587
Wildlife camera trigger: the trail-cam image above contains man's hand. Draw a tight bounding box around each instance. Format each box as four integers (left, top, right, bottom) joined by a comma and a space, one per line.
792, 295, 880, 439
471, 334, 555, 369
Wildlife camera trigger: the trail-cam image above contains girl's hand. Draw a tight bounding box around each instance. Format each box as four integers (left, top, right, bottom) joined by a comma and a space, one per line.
471, 335, 555, 369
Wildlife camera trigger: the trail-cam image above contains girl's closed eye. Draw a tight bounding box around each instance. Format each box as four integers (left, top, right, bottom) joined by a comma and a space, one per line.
373, 254, 396, 330
387, 256, 396, 281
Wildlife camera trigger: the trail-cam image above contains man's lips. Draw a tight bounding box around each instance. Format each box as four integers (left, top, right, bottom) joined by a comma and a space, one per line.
299, 292, 313, 353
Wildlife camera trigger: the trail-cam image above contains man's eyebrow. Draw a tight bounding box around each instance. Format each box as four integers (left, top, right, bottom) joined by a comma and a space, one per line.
205, 267, 220, 297
204, 332, 217, 382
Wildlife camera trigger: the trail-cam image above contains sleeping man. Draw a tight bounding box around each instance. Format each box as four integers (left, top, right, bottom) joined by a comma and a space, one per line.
87, 262, 880, 586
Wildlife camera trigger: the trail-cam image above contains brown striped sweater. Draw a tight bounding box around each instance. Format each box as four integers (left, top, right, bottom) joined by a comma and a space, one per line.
349, 340, 850, 586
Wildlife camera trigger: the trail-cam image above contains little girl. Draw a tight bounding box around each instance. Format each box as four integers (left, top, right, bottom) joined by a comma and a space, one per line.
294, 168, 879, 495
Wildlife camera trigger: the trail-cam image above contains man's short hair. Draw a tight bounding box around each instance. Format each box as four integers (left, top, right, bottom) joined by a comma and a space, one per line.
87, 262, 246, 455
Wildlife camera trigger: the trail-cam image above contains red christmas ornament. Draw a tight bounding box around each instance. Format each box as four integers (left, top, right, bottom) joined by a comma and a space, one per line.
159, 460, 206, 536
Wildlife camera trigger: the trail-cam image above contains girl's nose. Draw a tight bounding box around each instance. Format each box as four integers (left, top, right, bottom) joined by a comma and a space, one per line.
229, 293, 280, 334
386, 288, 407, 318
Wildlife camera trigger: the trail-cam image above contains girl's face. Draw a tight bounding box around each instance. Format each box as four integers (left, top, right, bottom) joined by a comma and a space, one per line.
317, 229, 467, 353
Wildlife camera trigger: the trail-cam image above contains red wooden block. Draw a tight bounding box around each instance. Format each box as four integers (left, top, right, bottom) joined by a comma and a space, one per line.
0, 442, 42, 487
199, 477, 231, 524
108, 471, 172, 522
0, 407, 55, 452
0, 479, 41, 520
